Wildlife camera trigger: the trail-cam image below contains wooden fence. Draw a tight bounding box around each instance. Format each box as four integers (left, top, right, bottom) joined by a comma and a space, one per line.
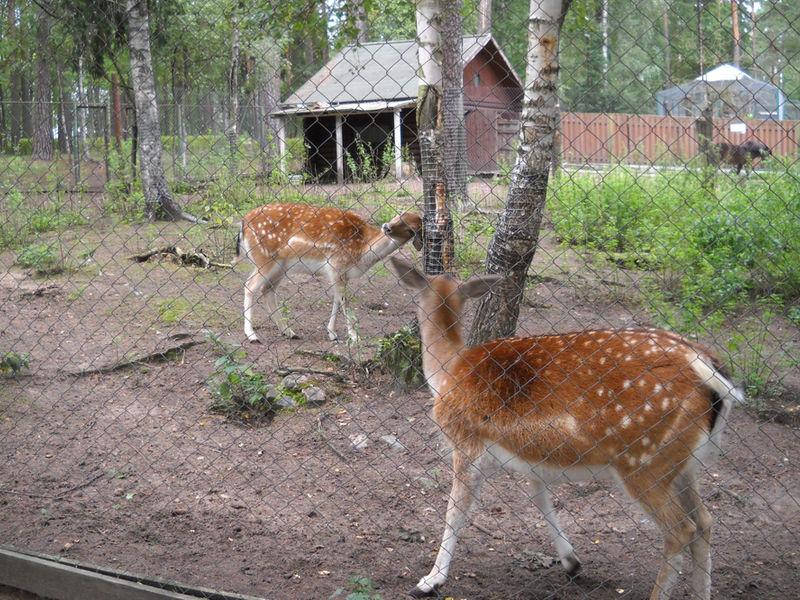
559, 112, 799, 165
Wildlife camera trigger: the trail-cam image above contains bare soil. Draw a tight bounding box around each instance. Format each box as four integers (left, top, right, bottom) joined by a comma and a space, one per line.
1, 215, 798, 600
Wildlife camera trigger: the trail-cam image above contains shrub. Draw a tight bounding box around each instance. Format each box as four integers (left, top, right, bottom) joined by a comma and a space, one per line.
548, 164, 800, 322
376, 325, 425, 389
206, 333, 276, 420
16, 243, 66, 276
0, 351, 29, 376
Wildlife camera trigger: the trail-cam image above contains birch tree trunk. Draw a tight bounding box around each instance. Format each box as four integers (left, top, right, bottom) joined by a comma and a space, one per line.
469, 0, 572, 346
172, 46, 189, 177
416, 0, 454, 275
77, 57, 90, 159
353, 0, 368, 43
226, 15, 240, 175
253, 37, 282, 178
32, 10, 53, 161
441, 0, 468, 211
126, 0, 195, 222
478, 0, 492, 34
731, 0, 741, 67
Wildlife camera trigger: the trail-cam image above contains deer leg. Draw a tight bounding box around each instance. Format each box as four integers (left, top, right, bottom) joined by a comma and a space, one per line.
674, 471, 712, 600
243, 268, 269, 343
529, 479, 581, 576
624, 477, 696, 600
326, 282, 343, 342
261, 271, 296, 339
412, 448, 486, 597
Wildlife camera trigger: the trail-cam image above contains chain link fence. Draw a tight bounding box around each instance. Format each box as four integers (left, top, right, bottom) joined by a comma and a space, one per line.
1, 1, 798, 599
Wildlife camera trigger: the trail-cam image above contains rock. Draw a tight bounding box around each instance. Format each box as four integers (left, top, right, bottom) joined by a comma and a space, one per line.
379, 434, 406, 453
302, 386, 326, 406
275, 396, 299, 409
281, 374, 310, 390
264, 385, 279, 401
349, 433, 369, 451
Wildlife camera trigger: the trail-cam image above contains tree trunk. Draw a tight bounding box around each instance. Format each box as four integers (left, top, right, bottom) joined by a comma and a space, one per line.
469, 0, 572, 346
697, 0, 705, 75
126, 0, 195, 222
441, 0, 468, 211
353, 0, 368, 43
253, 37, 281, 178
478, 0, 492, 34
77, 57, 90, 159
56, 61, 71, 155
7, 0, 21, 149
171, 46, 188, 177
662, 2, 671, 86
112, 73, 124, 151
731, 0, 741, 67
226, 15, 240, 175
32, 11, 53, 160
416, 0, 454, 275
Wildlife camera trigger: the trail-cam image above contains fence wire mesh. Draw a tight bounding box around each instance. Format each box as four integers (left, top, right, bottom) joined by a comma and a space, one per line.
1, 1, 799, 599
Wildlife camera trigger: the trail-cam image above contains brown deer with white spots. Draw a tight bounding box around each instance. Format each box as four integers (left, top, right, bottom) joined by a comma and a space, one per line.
388, 257, 741, 600
238, 204, 422, 343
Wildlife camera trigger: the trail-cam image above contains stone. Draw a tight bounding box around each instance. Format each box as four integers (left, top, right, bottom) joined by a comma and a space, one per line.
281, 374, 310, 390
379, 434, 406, 453
349, 433, 369, 451
275, 396, 299, 409
302, 386, 326, 406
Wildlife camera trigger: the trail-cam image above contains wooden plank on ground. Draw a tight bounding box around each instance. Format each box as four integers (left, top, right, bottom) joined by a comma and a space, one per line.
0, 548, 264, 600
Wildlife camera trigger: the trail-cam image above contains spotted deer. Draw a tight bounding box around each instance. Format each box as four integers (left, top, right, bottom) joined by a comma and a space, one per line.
237, 204, 422, 343
388, 257, 741, 600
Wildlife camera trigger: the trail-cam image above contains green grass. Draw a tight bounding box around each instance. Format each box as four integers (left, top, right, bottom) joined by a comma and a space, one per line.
1, 188, 88, 250
15, 242, 67, 276
549, 161, 800, 324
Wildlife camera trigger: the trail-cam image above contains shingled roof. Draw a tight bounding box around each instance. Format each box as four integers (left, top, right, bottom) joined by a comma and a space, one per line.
273, 33, 522, 116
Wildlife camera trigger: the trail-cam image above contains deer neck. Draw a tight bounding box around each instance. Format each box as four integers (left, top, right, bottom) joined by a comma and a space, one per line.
417, 301, 465, 396
361, 229, 404, 268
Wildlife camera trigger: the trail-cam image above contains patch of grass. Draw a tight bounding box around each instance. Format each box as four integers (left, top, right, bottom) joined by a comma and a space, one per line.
153, 297, 192, 324
377, 324, 425, 389
206, 333, 276, 421
549, 162, 800, 326
724, 309, 783, 403
332, 576, 382, 600
16, 243, 67, 276
1, 188, 87, 249
1, 351, 29, 376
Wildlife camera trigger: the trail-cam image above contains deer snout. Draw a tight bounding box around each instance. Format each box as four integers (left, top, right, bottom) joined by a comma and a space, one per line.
382, 223, 392, 235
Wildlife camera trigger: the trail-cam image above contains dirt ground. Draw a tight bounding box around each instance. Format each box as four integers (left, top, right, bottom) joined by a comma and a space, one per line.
1, 212, 799, 600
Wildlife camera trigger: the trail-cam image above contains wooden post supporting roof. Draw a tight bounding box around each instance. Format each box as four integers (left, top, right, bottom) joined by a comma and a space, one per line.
276, 116, 286, 174
335, 114, 344, 185
393, 108, 403, 180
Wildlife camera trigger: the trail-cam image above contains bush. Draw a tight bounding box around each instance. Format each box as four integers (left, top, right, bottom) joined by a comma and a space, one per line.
206, 333, 276, 421
548, 164, 800, 320
0, 351, 29, 376
376, 325, 425, 389
16, 243, 66, 276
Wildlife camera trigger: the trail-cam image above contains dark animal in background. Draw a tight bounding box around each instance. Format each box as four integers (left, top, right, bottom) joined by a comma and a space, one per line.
716, 140, 771, 174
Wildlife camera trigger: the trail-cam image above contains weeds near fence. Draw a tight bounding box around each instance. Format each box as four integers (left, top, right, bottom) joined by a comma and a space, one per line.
549, 161, 800, 322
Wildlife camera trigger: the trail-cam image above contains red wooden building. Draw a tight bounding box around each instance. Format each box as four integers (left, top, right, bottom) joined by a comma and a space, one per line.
271, 34, 523, 183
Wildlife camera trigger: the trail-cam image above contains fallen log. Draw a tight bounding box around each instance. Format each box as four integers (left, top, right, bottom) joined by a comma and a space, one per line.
128, 245, 232, 269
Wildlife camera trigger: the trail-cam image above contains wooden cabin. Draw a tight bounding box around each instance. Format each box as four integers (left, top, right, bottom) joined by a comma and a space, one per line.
271, 34, 523, 183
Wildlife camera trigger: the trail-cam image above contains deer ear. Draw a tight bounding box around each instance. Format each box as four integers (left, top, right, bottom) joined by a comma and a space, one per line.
459, 274, 503, 299
388, 257, 428, 290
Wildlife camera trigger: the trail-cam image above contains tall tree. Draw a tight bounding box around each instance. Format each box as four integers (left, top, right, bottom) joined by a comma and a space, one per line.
731, 0, 741, 66
126, 0, 197, 222
469, 0, 572, 345
32, 8, 53, 160
441, 0, 468, 211
478, 0, 492, 34
226, 11, 241, 175
416, 0, 455, 275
